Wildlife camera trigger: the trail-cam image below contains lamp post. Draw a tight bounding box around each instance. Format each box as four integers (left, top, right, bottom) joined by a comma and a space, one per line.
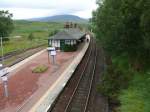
0, 36, 4, 65
1, 74, 9, 97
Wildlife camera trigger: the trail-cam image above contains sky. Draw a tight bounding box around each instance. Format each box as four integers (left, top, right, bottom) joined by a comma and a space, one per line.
0, 0, 98, 19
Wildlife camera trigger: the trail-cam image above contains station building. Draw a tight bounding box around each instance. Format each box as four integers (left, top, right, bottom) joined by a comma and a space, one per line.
48, 28, 86, 51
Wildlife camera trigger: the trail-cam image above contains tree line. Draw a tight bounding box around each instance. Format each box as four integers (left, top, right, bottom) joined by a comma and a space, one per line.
92, 0, 150, 70
0, 10, 14, 40
92, 0, 150, 111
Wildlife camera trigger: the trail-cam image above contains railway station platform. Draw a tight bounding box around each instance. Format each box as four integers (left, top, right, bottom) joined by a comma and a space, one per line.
0, 40, 89, 112
29, 41, 89, 112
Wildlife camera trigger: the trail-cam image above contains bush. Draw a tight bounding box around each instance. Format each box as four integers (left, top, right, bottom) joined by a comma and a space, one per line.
2, 37, 10, 41
63, 44, 77, 52
119, 73, 150, 112
48, 30, 59, 37
28, 33, 34, 41
32, 65, 48, 73
97, 63, 132, 101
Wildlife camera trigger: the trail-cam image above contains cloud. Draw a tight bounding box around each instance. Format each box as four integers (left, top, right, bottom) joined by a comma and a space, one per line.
0, 0, 95, 9
0, 0, 97, 19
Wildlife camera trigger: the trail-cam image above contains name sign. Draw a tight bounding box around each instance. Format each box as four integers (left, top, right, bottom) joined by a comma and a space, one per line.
50, 51, 56, 56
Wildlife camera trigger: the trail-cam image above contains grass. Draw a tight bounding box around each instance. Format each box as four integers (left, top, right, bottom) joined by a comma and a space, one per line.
32, 65, 48, 73
12, 20, 63, 37
118, 72, 150, 112
3, 46, 45, 66
1, 20, 63, 56
3, 38, 46, 55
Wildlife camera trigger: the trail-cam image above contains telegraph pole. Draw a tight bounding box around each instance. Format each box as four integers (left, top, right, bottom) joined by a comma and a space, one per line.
0, 36, 4, 65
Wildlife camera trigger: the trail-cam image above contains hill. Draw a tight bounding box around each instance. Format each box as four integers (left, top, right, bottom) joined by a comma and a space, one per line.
28, 15, 88, 23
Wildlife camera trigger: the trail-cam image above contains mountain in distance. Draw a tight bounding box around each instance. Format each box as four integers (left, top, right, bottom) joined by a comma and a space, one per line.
28, 15, 88, 23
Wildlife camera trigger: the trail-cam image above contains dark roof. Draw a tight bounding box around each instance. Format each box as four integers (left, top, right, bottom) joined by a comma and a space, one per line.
49, 28, 85, 40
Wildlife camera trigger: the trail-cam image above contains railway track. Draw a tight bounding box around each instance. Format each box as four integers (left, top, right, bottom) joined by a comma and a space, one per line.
0, 44, 46, 67
0, 44, 45, 60
49, 37, 97, 112
85, 44, 109, 112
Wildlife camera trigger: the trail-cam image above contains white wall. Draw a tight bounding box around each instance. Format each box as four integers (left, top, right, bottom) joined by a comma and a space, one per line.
49, 40, 77, 48
49, 40, 60, 48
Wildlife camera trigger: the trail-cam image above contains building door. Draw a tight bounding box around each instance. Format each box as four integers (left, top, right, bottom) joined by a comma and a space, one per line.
60, 40, 65, 51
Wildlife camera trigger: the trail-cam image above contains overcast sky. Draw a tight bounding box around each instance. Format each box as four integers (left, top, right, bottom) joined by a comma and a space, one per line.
0, 0, 97, 19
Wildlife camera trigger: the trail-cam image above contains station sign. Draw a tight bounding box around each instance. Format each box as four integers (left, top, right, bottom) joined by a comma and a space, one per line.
47, 47, 56, 64
47, 47, 55, 51
50, 50, 56, 56
0, 64, 2, 68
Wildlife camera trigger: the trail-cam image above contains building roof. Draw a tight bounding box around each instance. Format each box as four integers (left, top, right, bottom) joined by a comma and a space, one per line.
49, 28, 85, 40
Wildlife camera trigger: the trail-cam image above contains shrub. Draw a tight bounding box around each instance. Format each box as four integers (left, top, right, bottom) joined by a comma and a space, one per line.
97, 64, 132, 101
32, 65, 48, 73
28, 33, 34, 41
2, 37, 10, 41
63, 44, 77, 52
48, 30, 59, 37
119, 73, 150, 112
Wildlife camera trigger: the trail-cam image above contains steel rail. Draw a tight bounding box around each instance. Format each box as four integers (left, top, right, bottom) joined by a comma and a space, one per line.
49, 38, 93, 112
64, 38, 97, 112
83, 45, 97, 112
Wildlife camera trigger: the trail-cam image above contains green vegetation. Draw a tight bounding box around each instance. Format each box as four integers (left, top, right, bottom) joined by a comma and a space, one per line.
28, 33, 34, 41
48, 29, 59, 37
11, 20, 63, 38
2, 20, 63, 56
63, 45, 77, 52
0, 10, 14, 38
119, 73, 150, 112
97, 63, 132, 100
92, 0, 150, 111
3, 38, 45, 55
32, 65, 48, 73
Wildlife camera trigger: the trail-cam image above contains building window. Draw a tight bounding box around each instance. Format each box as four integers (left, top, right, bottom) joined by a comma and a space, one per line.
71, 40, 74, 45
57, 40, 60, 47
49, 40, 52, 45
74, 40, 76, 44
65, 40, 71, 45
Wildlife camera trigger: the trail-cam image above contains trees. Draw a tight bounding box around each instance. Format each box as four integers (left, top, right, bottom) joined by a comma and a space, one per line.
48, 30, 59, 37
92, 0, 150, 110
28, 33, 34, 41
0, 10, 14, 38
92, 0, 150, 70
